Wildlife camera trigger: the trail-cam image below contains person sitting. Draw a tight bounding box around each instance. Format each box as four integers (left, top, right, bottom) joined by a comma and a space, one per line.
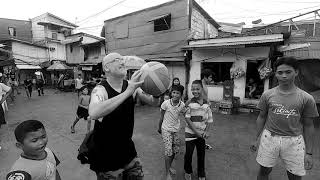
247, 78, 258, 99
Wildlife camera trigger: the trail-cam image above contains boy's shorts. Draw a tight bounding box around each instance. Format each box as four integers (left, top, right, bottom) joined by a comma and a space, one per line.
77, 106, 89, 120
161, 129, 180, 156
256, 129, 306, 176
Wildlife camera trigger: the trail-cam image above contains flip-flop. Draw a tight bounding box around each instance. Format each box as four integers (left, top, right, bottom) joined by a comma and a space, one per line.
71, 126, 75, 133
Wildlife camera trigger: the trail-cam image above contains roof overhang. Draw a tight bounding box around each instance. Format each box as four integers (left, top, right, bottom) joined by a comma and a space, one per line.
278, 43, 311, 52
16, 64, 42, 70
182, 34, 283, 50
38, 21, 75, 29
61, 37, 83, 44
146, 57, 184, 62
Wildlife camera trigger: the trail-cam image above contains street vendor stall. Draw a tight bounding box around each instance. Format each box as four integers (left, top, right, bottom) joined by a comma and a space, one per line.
47, 62, 74, 91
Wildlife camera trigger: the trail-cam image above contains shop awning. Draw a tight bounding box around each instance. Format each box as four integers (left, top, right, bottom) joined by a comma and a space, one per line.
16, 64, 42, 70
182, 34, 284, 49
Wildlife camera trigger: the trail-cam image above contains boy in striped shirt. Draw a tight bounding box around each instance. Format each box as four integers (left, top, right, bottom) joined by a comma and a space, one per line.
184, 80, 213, 180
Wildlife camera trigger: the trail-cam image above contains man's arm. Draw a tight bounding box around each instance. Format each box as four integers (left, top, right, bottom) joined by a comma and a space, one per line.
256, 109, 268, 140
89, 71, 144, 120
0, 87, 12, 104
89, 85, 132, 120
303, 117, 315, 155
135, 88, 160, 106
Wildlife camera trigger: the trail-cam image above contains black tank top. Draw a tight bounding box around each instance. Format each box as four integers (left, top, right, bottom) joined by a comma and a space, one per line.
90, 80, 137, 172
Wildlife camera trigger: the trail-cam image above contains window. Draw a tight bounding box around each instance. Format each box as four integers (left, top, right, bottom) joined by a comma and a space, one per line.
202, 62, 233, 83
70, 45, 73, 53
153, 14, 171, 32
52, 33, 58, 40
8, 27, 16, 37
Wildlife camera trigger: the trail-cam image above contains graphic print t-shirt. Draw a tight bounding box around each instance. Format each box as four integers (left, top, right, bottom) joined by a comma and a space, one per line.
258, 87, 319, 136
7, 148, 60, 180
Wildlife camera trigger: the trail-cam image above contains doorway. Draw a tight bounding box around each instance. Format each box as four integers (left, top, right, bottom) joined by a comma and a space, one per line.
245, 60, 264, 99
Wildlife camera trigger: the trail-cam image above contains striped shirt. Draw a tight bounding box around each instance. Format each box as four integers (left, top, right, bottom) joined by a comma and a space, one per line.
185, 98, 213, 141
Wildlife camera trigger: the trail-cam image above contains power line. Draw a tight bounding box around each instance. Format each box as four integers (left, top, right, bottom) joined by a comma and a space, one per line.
215, 5, 320, 20
76, 0, 129, 25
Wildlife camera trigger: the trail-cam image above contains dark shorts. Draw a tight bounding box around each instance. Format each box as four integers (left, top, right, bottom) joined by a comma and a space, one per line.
0, 105, 6, 126
95, 157, 144, 180
77, 106, 89, 120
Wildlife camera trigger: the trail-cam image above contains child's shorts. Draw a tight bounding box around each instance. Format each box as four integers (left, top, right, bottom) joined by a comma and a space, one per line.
256, 129, 306, 176
77, 106, 89, 120
162, 129, 180, 156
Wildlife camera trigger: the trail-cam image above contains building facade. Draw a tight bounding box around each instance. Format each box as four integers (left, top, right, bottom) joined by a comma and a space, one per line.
101, 0, 220, 92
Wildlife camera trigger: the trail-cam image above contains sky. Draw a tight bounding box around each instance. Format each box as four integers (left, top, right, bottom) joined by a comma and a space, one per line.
1, 0, 320, 36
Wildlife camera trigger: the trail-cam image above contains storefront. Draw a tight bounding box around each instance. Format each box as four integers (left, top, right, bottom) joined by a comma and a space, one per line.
183, 34, 284, 104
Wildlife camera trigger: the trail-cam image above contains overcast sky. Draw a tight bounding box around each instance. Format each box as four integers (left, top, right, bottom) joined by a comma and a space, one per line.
1, 0, 320, 36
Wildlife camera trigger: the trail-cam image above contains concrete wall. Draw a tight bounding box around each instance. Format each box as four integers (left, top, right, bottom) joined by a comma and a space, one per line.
189, 47, 270, 103
66, 42, 84, 64
48, 42, 66, 61
0, 18, 32, 42
191, 7, 218, 39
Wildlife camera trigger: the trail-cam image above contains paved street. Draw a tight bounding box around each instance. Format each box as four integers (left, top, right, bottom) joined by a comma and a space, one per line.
0, 88, 319, 180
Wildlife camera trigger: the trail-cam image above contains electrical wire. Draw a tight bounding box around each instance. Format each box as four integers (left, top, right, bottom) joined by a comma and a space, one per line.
76, 0, 129, 26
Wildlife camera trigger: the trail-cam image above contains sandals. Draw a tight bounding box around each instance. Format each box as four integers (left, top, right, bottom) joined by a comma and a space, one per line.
71, 126, 75, 133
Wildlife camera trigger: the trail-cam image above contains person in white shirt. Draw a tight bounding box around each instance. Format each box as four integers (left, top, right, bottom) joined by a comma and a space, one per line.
0, 81, 11, 150
75, 74, 83, 96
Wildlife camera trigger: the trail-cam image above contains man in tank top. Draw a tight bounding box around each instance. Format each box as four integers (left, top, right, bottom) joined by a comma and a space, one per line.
88, 52, 160, 180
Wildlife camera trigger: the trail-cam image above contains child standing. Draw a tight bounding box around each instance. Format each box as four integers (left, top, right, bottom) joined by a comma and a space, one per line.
184, 80, 213, 180
71, 86, 91, 134
6, 120, 61, 180
158, 85, 186, 180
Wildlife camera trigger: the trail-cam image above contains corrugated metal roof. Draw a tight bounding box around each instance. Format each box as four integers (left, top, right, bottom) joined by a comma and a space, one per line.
182, 34, 283, 49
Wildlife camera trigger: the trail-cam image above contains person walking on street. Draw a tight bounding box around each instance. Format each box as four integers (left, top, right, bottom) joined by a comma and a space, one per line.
24, 77, 33, 98
36, 77, 45, 96
75, 74, 83, 97
88, 52, 160, 180
0, 81, 11, 128
71, 86, 91, 134
251, 57, 319, 180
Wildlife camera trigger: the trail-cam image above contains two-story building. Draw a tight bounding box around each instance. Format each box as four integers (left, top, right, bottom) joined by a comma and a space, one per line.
31, 13, 78, 62
101, 0, 220, 95
0, 18, 48, 83
63, 32, 105, 80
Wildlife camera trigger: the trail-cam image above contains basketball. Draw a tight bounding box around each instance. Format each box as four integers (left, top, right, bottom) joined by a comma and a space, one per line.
139, 62, 170, 96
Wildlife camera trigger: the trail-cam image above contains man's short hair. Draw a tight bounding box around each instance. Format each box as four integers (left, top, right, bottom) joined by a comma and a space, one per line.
171, 85, 184, 95
102, 52, 123, 68
192, 80, 203, 88
274, 56, 299, 71
14, 120, 45, 143
201, 69, 213, 79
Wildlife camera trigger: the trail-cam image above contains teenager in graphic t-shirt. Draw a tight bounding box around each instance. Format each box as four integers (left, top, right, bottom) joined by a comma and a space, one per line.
252, 57, 319, 180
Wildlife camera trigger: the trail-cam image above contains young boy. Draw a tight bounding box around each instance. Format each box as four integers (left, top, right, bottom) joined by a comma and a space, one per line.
252, 57, 318, 180
184, 80, 213, 180
7, 120, 61, 180
71, 86, 91, 134
158, 85, 186, 180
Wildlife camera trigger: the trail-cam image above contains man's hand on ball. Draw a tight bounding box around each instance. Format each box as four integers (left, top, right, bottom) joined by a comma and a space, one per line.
131, 70, 143, 83
127, 70, 144, 93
